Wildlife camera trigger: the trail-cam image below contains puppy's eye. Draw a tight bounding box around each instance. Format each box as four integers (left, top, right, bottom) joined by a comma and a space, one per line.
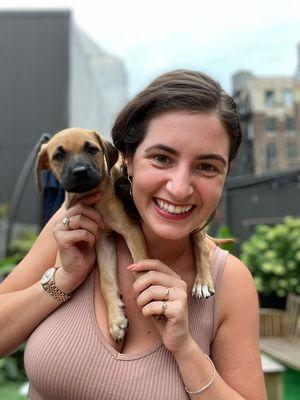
86, 145, 99, 156
53, 147, 66, 162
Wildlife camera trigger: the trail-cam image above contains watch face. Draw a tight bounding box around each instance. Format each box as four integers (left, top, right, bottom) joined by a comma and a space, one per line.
41, 267, 56, 284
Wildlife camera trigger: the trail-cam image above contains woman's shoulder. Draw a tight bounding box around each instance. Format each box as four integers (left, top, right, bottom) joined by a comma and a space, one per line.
218, 251, 258, 321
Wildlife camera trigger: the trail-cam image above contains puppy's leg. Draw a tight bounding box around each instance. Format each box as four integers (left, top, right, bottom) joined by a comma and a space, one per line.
192, 230, 215, 299
96, 234, 128, 341
122, 224, 148, 263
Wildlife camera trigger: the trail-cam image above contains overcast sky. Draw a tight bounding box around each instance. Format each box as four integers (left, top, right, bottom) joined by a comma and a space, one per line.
1, 0, 300, 96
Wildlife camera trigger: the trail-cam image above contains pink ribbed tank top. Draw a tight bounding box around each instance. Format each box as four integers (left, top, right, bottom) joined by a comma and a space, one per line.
24, 247, 228, 400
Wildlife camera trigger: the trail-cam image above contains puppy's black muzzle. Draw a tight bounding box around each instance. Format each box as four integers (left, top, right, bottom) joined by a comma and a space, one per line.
61, 162, 101, 193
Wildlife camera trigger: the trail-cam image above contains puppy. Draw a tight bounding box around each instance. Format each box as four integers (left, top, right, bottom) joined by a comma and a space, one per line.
36, 128, 217, 341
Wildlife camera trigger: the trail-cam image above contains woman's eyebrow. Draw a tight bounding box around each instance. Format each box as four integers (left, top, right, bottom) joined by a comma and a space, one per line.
144, 144, 178, 156
144, 144, 227, 167
195, 154, 227, 167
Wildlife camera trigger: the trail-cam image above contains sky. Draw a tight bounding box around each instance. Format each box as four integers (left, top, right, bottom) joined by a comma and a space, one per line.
0, 0, 300, 97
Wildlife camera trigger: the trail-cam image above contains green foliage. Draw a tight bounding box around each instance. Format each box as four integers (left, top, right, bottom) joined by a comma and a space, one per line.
241, 216, 300, 297
0, 345, 26, 384
215, 225, 235, 253
0, 203, 9, 218
0, 230, 38, 277
0, 229, 37, 384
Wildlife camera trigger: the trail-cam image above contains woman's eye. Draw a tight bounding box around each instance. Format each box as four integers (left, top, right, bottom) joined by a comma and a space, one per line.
152, 154, 170, 164
197, 163, 218, 174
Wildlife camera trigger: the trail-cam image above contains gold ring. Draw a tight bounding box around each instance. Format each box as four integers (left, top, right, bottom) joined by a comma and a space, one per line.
62, 217, 71, 228
164, 287, 170, 301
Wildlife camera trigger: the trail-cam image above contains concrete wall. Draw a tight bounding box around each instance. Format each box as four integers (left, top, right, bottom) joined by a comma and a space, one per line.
0, 11, 128, 226
0, 11, 70, 224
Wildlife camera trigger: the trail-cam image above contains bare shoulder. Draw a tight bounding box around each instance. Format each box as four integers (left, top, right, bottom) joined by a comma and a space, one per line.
0, 208, 64, 294
210, 252, 267, 399
218, 252, 258, 320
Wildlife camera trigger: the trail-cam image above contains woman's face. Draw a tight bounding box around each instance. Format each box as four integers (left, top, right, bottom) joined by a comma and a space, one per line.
127, 110, 230, 241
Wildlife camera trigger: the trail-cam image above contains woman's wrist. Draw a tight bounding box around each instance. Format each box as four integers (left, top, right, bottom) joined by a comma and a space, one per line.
171, 335, 197, 360
54, 267, 82, 294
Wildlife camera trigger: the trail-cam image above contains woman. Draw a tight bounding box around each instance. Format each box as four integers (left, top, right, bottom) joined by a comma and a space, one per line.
0, 70, 267, 399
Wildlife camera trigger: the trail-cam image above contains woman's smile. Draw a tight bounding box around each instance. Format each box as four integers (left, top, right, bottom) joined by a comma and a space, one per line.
154, 197, 196, 220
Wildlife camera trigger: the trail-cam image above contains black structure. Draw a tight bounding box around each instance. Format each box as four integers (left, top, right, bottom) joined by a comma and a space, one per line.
0, 10, 70, 224
222, 168, 300, 252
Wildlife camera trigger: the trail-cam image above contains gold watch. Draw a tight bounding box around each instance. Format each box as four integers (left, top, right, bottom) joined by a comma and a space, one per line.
41, 267, 71, 303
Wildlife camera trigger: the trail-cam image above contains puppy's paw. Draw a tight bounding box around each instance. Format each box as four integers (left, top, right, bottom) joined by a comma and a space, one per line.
110, 314, 129, 342
192, 283, 215, 299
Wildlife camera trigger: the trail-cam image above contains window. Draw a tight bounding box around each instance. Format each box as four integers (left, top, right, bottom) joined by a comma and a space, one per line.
285, 116, 295, 132
265, 91, 275, 107
265, 117, 276, 132
287, 143, 297, 159
283, 90, 294, 107
266, 142, 277, 169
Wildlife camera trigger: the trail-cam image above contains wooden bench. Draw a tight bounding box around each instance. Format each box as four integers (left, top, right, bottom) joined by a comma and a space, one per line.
259, 293, 300, 371
261, 354, 285, 400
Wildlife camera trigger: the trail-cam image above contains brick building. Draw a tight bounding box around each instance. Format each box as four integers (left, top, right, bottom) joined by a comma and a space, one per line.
231, 44, 300, 176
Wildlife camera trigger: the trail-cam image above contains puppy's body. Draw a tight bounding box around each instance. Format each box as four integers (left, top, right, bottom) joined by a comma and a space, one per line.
36, 128, 215, 341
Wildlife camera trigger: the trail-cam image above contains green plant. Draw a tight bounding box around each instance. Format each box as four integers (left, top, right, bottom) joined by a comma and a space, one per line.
0, 230, 38, 278
0, 203, 9, 219
241, 216, 300, 297
215, 225, 235, 253
0, 345, 26, 384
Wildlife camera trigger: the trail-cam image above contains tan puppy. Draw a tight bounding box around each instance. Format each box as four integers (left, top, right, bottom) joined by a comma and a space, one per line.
36, 128, 216, 340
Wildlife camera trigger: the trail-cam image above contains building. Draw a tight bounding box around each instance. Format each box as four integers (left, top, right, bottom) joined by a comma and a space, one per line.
0, 10, 127, 226
221, 168, 300, 253
231, 45, 300, 176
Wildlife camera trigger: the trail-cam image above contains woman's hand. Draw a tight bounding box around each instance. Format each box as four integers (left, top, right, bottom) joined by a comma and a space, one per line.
128, 259, 193, 354
53, 193, 103, 291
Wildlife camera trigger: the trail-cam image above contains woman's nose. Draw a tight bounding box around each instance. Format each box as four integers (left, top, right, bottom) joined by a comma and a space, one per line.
165, 168, 194, 200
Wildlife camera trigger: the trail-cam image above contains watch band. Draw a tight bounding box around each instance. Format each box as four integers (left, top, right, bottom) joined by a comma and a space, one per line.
42, 267, 71, 303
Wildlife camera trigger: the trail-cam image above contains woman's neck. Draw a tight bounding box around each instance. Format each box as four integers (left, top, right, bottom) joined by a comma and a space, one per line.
141, 224, 194, 275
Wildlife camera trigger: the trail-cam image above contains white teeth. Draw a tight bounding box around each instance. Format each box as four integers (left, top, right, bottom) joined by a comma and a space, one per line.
156, 199, 193, 214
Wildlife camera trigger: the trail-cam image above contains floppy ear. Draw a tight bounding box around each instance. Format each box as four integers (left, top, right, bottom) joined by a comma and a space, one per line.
35, 144, 49, 192
93, 132, 119, 171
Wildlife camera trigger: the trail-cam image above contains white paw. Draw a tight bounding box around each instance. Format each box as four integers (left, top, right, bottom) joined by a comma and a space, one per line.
110, 315, 128, 342
192, 284, 215, 299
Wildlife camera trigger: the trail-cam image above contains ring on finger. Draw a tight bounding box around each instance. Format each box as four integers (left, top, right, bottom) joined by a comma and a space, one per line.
62, 217, 71, 229
163, 287, 170, 301
161, 301, 168, 314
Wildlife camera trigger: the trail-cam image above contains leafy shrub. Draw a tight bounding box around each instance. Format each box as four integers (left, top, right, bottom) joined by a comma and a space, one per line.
241, 216, 300, 297
0, 230, 38, 278
0, 229, 37, 383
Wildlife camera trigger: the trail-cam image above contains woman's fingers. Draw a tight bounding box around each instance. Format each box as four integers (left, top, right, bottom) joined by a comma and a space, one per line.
61, 203, 103, 229
141, 299, 185, 318
55, 229, 97, 249
58, 214, 101, 240
128, 259, 180, 278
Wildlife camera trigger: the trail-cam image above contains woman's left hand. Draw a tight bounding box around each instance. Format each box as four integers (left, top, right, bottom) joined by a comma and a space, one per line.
128, 259, 193, 354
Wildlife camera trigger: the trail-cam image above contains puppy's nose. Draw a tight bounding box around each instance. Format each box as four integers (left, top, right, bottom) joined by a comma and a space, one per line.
72, 165, 88, 177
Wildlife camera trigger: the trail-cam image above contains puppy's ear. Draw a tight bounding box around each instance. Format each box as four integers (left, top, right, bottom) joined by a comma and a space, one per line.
35, 144, 49, 192
93, 132, 119, 171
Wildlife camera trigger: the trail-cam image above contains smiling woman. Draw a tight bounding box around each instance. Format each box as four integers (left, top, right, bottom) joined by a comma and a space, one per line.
0, 69, 267, 400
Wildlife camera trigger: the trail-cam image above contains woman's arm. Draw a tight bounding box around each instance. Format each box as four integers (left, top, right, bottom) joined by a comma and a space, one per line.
130, 254, 267, 400
0, 194, 102, 357
173, 255, 267, 399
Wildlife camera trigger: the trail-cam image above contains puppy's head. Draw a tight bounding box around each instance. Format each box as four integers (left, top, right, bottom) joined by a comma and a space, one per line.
36, 127, 118, 193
